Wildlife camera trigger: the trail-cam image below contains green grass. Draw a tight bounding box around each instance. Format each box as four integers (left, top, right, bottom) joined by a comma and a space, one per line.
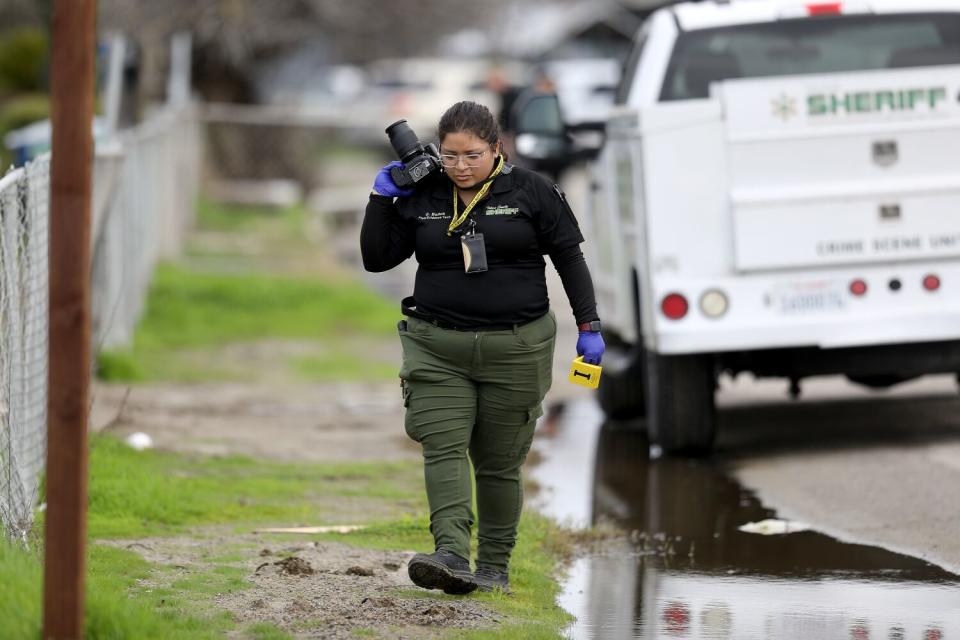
0, 538, 41, 639
84, 544, 239, 639
0, 541, 247, 639
289, 352, 398, 382
96, 348, 248, 384
97, 262, 399, 382
195, 198, 306, 240
87, 435, 423, 539
245, 622, 295, 640
133, 263, 395, 349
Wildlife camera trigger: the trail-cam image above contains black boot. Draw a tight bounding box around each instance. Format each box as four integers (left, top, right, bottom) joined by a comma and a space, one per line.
473, 565, 511, 594
407, 550, 477, 595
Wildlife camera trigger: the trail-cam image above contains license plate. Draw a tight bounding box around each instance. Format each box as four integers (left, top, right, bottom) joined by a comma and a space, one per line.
773, 282, 846, 314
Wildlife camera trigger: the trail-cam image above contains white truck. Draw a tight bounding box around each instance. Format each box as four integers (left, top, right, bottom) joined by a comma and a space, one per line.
512, 0, 960, 453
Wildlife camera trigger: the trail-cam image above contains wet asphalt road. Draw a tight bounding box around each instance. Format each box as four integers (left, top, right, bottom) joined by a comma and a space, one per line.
530, 377, 960, 640
721, 374, 960, 577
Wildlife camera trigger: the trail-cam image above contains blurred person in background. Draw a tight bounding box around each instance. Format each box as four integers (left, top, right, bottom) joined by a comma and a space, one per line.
530, 65, 557, 96
360, 101, 603, 595
485, 65, 522, 159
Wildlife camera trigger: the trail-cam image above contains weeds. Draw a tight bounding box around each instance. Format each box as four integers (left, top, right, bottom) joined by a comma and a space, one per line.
87, 436, 423, 539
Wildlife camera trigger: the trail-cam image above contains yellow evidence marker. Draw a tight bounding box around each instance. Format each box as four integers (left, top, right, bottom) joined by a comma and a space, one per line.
569, 356, 602, 389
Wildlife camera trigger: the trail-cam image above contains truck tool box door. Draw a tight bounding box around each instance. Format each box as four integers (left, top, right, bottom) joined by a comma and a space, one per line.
719, 65, 960, 272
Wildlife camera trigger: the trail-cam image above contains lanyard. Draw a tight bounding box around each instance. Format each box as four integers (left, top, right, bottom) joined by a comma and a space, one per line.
448, 155, 505, 236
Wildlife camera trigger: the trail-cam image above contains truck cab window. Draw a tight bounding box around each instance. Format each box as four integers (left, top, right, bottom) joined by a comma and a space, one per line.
660, 13, 960, 101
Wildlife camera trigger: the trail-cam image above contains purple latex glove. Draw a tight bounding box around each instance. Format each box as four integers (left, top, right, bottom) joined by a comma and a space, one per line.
577, 331, 605, 365
373, 161, 415, 198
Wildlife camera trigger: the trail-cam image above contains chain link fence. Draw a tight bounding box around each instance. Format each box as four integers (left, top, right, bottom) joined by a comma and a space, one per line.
0, 156, 50, 544
0, 104, 201, 543
92, 106, 202, 349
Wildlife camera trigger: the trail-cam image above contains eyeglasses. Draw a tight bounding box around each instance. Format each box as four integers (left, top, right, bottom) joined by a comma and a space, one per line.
439, 150, 489, 168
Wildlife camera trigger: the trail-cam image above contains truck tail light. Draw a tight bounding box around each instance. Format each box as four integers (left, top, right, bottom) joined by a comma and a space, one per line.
849, 279, 868, 296
923, 274, 941, 291
663, 602, 690, 633
699, 289, 729, 318
807, 2, 842, 15
661, 293, 689, 320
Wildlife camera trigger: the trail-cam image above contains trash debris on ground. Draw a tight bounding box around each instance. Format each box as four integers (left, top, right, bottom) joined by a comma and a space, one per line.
738, 519, 811, 535
253, 525, 365, 534
124, 431, 154, 450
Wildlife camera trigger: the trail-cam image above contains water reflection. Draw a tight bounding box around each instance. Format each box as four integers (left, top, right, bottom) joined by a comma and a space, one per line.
533, 405, 960, 640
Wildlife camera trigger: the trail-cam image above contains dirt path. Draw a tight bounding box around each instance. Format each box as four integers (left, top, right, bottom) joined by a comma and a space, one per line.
99, 534, 503, 639
92, 379, 418, 463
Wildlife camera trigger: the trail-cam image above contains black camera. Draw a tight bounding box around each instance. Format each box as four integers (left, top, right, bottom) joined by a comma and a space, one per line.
385, 119, 441, 188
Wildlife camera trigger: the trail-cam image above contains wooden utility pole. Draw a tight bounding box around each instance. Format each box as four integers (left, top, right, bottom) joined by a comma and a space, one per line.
44, 1, 97, 638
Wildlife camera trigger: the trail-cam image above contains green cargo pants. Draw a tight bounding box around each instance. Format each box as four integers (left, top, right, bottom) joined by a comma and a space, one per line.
398, 311, 556, 571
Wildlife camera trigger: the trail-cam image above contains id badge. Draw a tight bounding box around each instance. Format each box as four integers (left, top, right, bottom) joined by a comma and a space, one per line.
461, 232, 488, 274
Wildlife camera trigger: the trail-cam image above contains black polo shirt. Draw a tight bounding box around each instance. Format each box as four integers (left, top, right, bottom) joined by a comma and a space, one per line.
363, 164, 585, 328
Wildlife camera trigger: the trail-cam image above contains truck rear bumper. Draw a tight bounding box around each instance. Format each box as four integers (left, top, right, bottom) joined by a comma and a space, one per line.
721, 339, 960, 379
649, 263, 960, 355
656, 310, 960, 354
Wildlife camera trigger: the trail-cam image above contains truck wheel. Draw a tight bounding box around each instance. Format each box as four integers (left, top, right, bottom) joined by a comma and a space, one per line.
597, 342, 645, 421
644, 350, 716, 455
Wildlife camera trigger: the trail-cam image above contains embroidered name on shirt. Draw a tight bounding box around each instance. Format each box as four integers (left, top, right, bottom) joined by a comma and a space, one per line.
485, 205, 519, 216
418, 211, 451, 221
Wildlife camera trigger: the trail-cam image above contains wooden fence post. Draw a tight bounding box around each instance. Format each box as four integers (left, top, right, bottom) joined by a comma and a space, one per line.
44, 1, 97, 637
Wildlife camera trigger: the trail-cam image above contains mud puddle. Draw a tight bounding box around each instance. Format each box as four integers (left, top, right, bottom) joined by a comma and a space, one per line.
530, 400, 960, 640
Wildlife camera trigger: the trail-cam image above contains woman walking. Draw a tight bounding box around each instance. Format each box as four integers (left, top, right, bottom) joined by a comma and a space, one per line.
360, 101, 603, 594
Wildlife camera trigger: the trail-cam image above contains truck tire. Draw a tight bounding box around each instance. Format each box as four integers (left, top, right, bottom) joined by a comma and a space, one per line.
596, 342, 646, 420
644, 350, 716, 455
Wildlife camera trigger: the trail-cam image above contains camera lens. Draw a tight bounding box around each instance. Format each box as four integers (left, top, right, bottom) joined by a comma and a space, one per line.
385, 120, 423, 163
